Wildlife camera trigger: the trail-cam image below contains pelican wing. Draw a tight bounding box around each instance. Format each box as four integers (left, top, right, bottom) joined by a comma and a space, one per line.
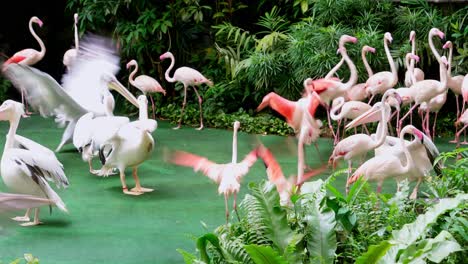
90, 116, 130, 150
14, 135, 56, 159
3, 64, 87, 125
0, 193, 54, 212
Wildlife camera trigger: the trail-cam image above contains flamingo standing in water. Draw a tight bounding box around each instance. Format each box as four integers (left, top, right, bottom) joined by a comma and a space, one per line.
405, 31, 424, 87
365, 32, 398, 104
0, 100, 69, 226
127, 59, 166, 120
167, 121, 258, 223
160, 51, 213, 130
256, 144, 326, 206
3, 16, 46, 116
63, 13, 79, 70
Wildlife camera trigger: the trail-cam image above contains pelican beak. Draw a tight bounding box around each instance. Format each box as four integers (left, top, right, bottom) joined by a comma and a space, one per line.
346, 105, 382, 130
107, 77, 139, 108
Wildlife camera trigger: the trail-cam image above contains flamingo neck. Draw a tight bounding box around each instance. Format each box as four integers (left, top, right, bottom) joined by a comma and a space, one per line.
410, 36, 416, 73
325, 57, 345, 79
384, 38, 397, 86
128, 63, 138, 87
30, 19, 45, 59
330, 98, 345, 121
362, 49, 373, 77
447, 45, 453, 77
340, 46, 357, 89
405, 54, 417, 85
74, 20, 79, 50
5, 117, 20, 150
232, 127, 238, 164
438, 61, 448, 93
399, 128, 415, 174
372, 104, 389, 149
428, 31, 442, 63
164, 53, 176, 83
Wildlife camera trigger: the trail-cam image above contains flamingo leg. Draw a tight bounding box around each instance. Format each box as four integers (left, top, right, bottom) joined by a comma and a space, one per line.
192, 86, 204, 130
463, 129, 468, 144
455, 124, 468, 148
21, 208, 41, 226
425, 110, 431, 139
131, 166, 153, 193
409, 178, 422, 199
432, 112, 438, 140
345, 160, 352, 195
12, 208, 31, 222
174, 84, 188, 130
368, 94, 375, 105
149, 94, 156, 120
297, 134, 305, 185
233, 192, 240, 222
409, 103, 413, 126
399, 104, 418, 135
376, 182, 382, 194
325, 105, 337, 143
363, 124, 370, 135
224, 193, 229, 224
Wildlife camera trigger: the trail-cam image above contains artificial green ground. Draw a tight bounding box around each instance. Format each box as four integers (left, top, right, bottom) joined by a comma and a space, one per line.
0, 116, 456, 263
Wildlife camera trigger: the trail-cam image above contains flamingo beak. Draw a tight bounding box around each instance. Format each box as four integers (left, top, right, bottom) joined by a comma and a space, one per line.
438, 31, 445, 39
346, 105, 382, 130
394, 93, 403, 106
107, 77, 139, 108
412, 127, 424, 141
37, 19, 44, 27
368, 47, 376, 53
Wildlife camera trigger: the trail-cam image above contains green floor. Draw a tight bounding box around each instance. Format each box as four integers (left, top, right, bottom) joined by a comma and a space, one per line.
0, 117, 456, 263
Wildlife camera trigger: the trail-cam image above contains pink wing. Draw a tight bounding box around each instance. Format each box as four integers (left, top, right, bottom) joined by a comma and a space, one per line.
0, 193, 54, 212
256, 145, 287, 186
168, 150, 221, 182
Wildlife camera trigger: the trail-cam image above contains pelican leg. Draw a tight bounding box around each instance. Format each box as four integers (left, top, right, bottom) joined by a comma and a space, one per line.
120, 169, 142, 195
130, 167, 153, 193
173, 84, 188, 130
409, 178, 422, 200
224, 193, 229, 224
233, 193, 240, 222
192, 86, 204, 130
12, 208, 31, 222
21, 208, 42, 226
149, 94, 156, 120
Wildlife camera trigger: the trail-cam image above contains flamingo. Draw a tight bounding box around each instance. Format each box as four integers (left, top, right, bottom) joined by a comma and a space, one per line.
347, 125, 418, 196
167, 121, 258, 223
405, 31, 425, 87
97, 95, 157, 195
127, 59, 166, 120
159, 51, 213, 130
3, 35, 139, 152
365, 32, 398, 104
398, 55, 449, 134
346, 45, 376, 102
442, 41, 466, 142
63, 13, 79, 70
256, 144, 326, 206
330, 96, 371, 137
0, 193, 55, 213
3, 16, 46, 116
0, 100, 69, 226
308, 35, 358, 142
455, 109, 468, 148
329, 89, 401, 193
257, 80, 325, 184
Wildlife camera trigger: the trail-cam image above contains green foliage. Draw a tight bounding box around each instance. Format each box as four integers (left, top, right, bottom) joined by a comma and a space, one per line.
9, 254, 39, 264
244, 245, 288, 264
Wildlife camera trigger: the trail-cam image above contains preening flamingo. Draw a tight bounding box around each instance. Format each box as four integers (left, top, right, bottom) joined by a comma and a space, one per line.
405, 31, 424, 87
398, 55, 448, 134
98, 95, 157, 195
330, 96, 371, 137
127, 59, 166, 120
365, 32, 398, 104
257, 80, 325, 183
256, 144, 326, 206
63, 13, 79, 70
329, 89, 401, 193
347, 125, 417, 196
3, 35, 139, 152
346, 45, 376, 102
0, 193, 54, 213
167, 121, 258, 223
160, 51, 213, 130
0, 100, 69, 226
3, 16, 46, 116
308, 35, 358, 141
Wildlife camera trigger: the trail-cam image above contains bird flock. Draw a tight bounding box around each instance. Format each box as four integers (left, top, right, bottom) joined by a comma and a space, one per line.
0, 14, 465, 226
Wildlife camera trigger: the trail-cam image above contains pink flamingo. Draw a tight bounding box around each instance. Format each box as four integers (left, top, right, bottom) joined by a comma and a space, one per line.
398, 54, 448, 135
167, 121, 258, 223
308, 35, 358, 142
160, 51, 213, 130
455, 109, 468, 148
256, 144, 326, 206
365, 32, 398, 104
3, 16, 45, 116
257, 80, 325, 183
346, 45, 376, 102
127, 59, 166, 120
330, 96, 371, 137
63, 13, 79, 70
405, 31, 425, 87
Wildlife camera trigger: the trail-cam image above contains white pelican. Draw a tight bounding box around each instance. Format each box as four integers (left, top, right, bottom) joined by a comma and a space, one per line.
0, 100, 69, 226
98, 95, 157, 195
2, 35, 139, 152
